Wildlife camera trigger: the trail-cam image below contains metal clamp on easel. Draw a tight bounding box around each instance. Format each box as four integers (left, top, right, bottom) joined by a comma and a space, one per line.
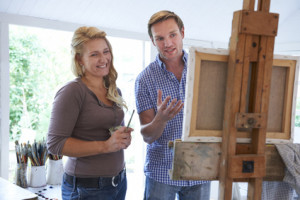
235, 113, 267, 129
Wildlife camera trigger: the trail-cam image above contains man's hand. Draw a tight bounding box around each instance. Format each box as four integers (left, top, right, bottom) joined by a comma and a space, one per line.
138, 90, 184, 144
156, 89, 184, 122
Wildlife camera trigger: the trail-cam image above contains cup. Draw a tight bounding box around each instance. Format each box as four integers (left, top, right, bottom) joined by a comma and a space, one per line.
46, 159, 64, 185
28, 165, 47, 187
109, 125, 122, 135
15, 163, 28, 188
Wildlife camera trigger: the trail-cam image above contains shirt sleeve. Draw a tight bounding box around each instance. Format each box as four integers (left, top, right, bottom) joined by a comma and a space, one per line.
46, 82, 85, 155
135, 74, 155, 114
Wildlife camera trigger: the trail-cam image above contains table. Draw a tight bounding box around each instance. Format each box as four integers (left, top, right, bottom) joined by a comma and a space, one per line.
0, 177, 38, 200
27, 185, 61, 200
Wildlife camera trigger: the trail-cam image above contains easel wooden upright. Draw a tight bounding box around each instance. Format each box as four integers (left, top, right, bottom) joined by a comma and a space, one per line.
219, 0, 279, 199
169, 0, 283, 199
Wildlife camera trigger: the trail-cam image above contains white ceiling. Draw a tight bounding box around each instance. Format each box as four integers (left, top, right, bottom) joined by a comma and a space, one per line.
0, 0, 300, 50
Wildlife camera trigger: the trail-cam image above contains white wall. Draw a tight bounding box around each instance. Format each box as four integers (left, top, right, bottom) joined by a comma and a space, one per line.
0, 21, 9, 179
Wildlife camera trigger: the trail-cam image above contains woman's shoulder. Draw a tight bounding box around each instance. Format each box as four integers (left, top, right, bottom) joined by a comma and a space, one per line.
56, 77, 87, 99
61, 77, 85, 89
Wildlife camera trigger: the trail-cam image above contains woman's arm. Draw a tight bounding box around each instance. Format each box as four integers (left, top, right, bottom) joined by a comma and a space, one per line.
61, 126, 133, 157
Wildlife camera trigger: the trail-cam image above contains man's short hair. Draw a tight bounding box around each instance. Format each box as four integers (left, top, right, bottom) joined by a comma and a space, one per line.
147, 10, 184, 39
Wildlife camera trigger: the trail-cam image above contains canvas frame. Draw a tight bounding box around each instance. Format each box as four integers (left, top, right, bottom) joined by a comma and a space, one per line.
182, 47, 300, 143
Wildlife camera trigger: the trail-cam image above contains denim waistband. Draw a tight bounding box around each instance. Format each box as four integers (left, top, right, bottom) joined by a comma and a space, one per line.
64, 169, 126, 188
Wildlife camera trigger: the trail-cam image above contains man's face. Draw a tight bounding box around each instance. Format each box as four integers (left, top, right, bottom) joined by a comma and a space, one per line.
151, 18, 184, 62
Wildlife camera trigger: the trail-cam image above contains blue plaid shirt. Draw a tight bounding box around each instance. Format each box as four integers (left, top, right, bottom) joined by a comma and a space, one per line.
135, 50, 207, 186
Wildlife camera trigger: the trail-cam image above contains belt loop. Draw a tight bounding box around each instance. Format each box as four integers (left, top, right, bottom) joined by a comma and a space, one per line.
72, 175, 77, 191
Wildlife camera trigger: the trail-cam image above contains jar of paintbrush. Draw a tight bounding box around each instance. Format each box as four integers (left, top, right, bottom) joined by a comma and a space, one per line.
46, 154, 64, 185
14, 140, 28, 188
27, 139, 48, 187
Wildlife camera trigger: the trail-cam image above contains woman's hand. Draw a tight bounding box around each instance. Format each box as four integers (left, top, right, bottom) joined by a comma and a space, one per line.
105, 126, 133, 152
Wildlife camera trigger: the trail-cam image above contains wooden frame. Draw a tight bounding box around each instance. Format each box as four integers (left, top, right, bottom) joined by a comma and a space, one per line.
182, 47, 299, 143
169, 141, 285, 181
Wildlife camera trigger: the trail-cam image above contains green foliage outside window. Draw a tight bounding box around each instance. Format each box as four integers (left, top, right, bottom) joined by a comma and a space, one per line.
9, 29, 46, 140
295, 115, 300, 127
9, 25, 73, 141
295, 100, 300, 127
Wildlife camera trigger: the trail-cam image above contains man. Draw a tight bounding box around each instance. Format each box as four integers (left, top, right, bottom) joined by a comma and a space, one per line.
135, 10, 211, 200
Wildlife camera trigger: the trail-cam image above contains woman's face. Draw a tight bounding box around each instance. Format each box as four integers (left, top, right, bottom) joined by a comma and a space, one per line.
79, 38, 112, 78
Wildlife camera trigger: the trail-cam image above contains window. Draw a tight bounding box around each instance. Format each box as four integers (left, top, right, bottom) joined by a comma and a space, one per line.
108, 36, 150, 199
9, 25, 74, 183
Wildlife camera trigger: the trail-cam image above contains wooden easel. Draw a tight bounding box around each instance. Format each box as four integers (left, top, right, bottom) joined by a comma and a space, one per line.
169, 0, 281, 199
219, 0, 279, 199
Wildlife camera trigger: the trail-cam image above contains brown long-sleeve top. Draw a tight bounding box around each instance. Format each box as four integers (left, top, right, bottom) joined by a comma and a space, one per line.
47, 77, 125, 178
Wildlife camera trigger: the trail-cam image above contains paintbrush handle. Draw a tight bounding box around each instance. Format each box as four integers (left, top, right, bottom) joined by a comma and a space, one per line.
126, 110, 135, 131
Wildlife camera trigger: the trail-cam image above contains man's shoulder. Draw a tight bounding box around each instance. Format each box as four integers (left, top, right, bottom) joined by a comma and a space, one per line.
136, 60, 160, 81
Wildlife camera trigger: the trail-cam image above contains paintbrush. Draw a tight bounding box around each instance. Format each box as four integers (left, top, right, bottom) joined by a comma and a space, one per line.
125, 109, 135, 132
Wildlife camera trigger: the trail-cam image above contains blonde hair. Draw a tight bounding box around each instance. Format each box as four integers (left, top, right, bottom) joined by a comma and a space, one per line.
71, 26, 127, 109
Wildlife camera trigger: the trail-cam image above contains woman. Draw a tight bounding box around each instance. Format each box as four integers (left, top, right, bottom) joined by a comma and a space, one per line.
47, 26, 133, 200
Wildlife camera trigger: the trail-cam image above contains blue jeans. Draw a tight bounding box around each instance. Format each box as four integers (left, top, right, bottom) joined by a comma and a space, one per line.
144, 176, 210, 200
61, 173, 127, 200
